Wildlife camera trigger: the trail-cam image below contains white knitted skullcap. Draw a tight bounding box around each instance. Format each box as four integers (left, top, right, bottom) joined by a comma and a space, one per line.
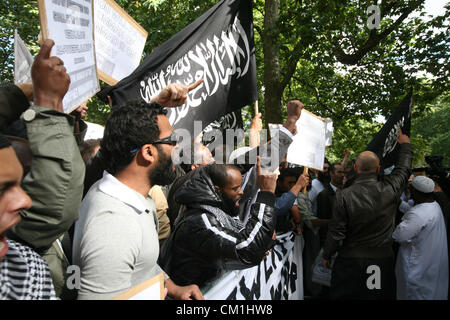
411, 175, 435, 193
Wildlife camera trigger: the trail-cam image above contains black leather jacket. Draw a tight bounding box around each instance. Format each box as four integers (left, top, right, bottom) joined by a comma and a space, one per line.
323, 143, 412, 260
158, 165, 277, 288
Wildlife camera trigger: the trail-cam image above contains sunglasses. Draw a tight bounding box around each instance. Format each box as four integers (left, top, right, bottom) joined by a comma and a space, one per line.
130, 133, 179, 154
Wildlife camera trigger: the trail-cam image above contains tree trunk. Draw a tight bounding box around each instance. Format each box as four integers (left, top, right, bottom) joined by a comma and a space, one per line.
263, 0, 283, 127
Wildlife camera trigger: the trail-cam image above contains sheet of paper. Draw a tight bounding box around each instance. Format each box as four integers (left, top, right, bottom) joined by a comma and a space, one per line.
286, 110, 326, 171
268, 123, 282, 139
324, 117, 333, 146
14, 30, 34, 84
93, 0, 148, 85
112, 272, 164, 300
128, 281, 161, 300
38, 0, 100, 113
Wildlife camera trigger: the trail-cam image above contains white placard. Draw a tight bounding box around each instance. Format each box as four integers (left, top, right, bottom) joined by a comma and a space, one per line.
93, 0, 148, 85
324, 117, 333, 146
38, 0, 100, 114
127, 281, 161, 300
14, 30, 34, 84
84, 121, 104, 140
286, 110, 326, 171
112, 272, 164, 300
268, 123, 282, 139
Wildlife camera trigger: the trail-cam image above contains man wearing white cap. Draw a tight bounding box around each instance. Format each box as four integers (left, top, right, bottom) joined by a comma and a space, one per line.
393, 175, 449, 300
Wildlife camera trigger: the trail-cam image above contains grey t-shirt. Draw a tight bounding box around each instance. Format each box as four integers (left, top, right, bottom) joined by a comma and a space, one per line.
73, 171, 164, 300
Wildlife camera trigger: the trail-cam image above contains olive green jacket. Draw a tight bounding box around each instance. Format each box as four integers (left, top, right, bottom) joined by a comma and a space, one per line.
1, 83, 85, 254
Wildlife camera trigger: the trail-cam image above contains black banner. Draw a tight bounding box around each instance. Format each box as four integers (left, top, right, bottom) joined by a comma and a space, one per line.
365, 90, 413, 169
97, 0, 257, 135
201, 110, 244, 147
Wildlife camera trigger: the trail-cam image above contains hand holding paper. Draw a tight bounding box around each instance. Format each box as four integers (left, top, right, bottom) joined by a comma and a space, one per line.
286, 100, 304, 119
296, 173, 310, 190
32, 39, 70, 112
322, 258, 332, 270
283, 100, 304, 135
256, 156, 278, 194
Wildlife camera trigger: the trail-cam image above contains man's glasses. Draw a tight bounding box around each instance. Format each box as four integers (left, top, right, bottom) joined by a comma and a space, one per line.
130, 133, 179, 154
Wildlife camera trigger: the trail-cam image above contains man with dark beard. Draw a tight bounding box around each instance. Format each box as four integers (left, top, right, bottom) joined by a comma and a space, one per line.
309, 159, 331, 216
159, 157, 277, 289
72, 101, 203, 300
316, 163, 345, 247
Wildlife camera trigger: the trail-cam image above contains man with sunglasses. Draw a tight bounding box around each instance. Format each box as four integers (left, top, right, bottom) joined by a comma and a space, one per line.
72, 98, 204, 300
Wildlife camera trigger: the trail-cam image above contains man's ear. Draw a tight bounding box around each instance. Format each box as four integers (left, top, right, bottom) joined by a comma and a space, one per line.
353, 164, 358, 173
376, 165, 381, 174
141, 144, 155, 163
215, 185, 222, 194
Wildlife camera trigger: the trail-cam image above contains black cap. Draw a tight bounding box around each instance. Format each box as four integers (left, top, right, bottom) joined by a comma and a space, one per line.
0, 134, 11, 149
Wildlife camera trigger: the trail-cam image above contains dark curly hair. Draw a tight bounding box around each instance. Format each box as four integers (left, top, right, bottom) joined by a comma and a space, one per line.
100, 100, 167, 175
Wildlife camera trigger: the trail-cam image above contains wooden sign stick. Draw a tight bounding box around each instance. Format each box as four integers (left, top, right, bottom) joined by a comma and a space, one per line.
302, 166, 309, 194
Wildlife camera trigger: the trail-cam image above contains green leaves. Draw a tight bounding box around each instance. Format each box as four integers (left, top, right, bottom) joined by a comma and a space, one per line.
0, 0, 447, 168
0, 0, 40, 82
411, 91, 450, 167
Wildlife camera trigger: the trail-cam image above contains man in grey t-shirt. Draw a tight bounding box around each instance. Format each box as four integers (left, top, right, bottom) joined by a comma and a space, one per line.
73, 82, 205, 300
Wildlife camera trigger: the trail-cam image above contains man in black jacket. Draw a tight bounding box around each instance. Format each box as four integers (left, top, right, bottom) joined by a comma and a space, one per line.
159, 158, 277, 289
322, 129, 412, 300
317, 163, 345, 247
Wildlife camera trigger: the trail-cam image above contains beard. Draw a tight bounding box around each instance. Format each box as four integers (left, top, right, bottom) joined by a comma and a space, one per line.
221, 192, 240, 217
333, 176, 344, 188
149, 146, 177, 186
318, 171, 331, 185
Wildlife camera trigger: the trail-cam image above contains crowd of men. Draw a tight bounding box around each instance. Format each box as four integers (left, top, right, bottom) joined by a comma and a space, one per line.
0, 39, 448, 300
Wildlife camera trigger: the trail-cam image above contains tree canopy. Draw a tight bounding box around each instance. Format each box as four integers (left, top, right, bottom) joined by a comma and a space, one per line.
1, 0, 448, 166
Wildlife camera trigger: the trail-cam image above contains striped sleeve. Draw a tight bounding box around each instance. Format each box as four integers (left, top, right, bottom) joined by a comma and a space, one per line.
0, 240, 56, 300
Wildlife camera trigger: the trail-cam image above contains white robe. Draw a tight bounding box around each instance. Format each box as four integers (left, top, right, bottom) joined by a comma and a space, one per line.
393, 201, 448, 300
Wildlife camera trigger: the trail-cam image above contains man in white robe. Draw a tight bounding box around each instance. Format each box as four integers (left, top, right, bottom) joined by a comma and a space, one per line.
393, 175, 448, 300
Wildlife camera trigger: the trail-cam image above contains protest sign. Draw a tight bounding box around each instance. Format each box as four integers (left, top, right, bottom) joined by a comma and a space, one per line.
38, 0, 100, 113
14, 30, 34, 84
203, 232, 303, 300
286, 109, 327, 171
324, 117, 333, 146
93, 0, 148, 85
268, 123, 282, 139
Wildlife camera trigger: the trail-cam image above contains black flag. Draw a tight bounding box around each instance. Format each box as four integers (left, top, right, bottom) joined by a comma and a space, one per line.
201, 110, 244, 147
97, 0, 257, 135
365, 90, 413, 169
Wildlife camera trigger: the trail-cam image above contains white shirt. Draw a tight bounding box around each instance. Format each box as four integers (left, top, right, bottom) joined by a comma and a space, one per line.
308, 179, 324, 216
399, 192, 414, 214
329, 182, 338, 193
393, 201, 448, 300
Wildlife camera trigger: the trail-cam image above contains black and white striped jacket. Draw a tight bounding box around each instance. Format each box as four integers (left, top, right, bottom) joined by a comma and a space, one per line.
0, 239, 56, 300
